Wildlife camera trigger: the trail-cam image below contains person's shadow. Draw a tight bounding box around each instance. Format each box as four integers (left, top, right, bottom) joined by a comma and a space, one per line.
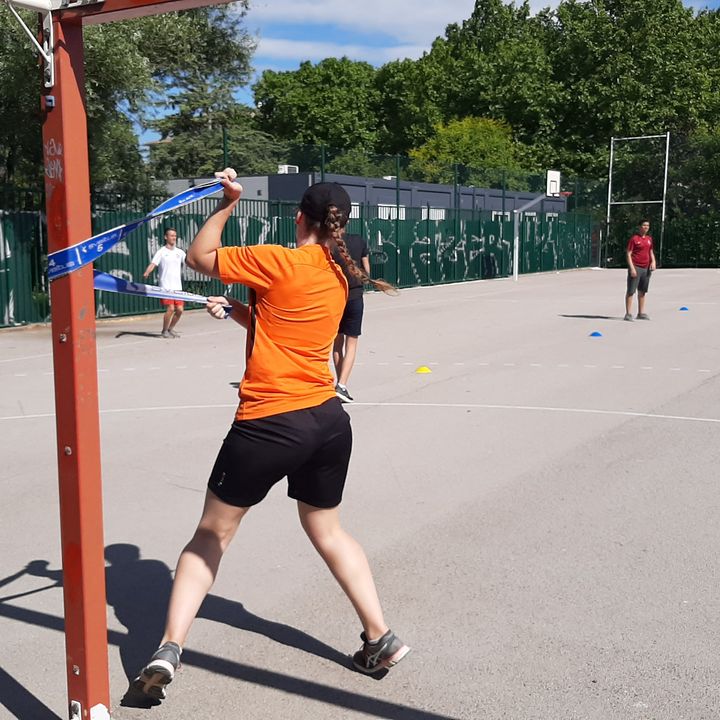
6, 545, 350, 706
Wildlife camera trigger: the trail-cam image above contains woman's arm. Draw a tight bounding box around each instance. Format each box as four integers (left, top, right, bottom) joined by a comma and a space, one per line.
186, 169, 243, 279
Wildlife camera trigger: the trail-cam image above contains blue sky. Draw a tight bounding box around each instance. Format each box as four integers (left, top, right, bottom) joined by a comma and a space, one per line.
242, 0, 720, 104
142, 0, 720, 143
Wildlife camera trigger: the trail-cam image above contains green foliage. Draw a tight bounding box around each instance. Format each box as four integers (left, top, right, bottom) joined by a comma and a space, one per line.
5, 0, 720, 223
253, 58, 380, 151
0, 4, 43, 183
408, 117, 525, 186
148, 106, 287, 178
0, 3, 253, 191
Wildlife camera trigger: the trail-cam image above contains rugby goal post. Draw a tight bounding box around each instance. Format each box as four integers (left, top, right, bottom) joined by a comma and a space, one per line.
605, 133, 670, 267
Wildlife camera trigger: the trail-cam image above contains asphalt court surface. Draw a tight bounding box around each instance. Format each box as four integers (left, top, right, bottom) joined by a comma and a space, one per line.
1, 268, 719, 719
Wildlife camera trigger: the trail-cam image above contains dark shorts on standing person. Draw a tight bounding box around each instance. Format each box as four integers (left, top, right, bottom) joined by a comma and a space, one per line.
627, 266, 651, 296
207, 398, 352, 508
338, 295, 364, 337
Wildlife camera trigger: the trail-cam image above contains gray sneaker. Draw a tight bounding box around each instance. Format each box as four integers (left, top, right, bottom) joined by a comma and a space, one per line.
168, 329, 181, 338
161, 330, 171, 339
352, 630, 410, 674
335, 384, 354, 403
623, 313, 633, 321
132, 641, 182, 700
636, 313, 651, 320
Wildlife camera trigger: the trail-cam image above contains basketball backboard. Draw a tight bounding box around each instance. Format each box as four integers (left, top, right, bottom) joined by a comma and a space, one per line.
546, 169, 561, 197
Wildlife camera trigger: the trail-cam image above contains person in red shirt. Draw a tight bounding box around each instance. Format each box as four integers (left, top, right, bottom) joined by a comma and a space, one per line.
132, 170, 408, 703
624, 220, 657, 321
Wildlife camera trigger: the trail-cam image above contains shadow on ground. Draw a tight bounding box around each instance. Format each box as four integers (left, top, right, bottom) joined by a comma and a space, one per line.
559, 314, 622, 320
0, 546, 447, 719
114, 331, 164, 339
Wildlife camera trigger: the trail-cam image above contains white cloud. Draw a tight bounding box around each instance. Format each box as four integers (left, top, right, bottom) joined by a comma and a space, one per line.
247, 0, 476, 44
255, 37, 426, 64
247, 0, 719, 70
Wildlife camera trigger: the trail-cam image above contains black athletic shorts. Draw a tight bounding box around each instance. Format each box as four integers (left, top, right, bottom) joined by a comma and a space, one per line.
338, 295, 364, 337
207, 397, 352, 509
627, 266, 651, 295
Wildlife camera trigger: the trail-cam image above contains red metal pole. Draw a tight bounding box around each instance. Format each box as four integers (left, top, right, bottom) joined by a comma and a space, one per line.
42, 17, 110, 720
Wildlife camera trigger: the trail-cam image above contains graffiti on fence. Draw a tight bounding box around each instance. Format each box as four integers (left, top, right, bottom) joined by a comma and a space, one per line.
0, 201, 594, 325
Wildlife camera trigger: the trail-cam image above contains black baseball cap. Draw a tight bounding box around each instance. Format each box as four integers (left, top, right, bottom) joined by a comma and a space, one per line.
299, 182, 351, 226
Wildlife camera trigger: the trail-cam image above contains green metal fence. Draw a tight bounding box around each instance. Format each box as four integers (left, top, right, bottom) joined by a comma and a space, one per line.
0, 188, 595, 327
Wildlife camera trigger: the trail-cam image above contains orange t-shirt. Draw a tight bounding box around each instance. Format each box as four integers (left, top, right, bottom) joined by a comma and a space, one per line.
217, 243, 348, 421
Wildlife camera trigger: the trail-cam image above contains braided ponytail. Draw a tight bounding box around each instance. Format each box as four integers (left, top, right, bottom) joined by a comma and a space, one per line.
325, 206, 396, 295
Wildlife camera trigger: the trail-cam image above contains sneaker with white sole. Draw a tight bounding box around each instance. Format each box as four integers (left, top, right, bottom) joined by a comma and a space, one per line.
623, 313, 633, 321
168, 329, 181, 338
132, 641, 182, 701
636, 313, 651, 320
161, 330, 172, 338
335, 384, 354, 403
352, 629, 410, 674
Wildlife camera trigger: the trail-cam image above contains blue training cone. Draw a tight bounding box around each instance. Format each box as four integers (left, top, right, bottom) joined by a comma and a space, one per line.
679, 306, 689, 311
589, 331, 603, 337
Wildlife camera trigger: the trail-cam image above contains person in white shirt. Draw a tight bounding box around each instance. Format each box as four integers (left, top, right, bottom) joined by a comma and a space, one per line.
143, 227, 186, 338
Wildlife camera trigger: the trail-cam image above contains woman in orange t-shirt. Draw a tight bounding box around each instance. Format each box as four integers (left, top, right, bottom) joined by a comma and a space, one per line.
133, 169, 408, 702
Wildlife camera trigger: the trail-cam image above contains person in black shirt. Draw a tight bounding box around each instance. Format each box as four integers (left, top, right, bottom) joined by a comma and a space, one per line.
332, 234, 370, 403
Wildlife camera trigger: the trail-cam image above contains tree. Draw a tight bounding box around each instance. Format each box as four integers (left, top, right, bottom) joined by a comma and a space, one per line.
373, 59, 444, 156
0, 4, 45, 184
408, 117, 526, 186
543, 0, 711, 175
253, 58, 380, 153
148, 104, 287, 178
0, 3, 254, 190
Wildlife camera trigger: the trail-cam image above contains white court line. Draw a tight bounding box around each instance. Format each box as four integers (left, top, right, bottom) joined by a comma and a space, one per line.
0, 329, 225, 365
0, 404, 237, 421
352, 402, 720, 425
2, 401, 719, 425
0, 352, 52, 364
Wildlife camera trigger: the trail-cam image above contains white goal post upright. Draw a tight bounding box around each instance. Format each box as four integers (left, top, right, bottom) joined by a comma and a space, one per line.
605, 132, 670, 266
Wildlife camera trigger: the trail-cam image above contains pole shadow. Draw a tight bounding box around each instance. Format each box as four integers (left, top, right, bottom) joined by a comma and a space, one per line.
9, 546, 349, 681
0, 666, 62, 720
0, 590, 457, 720
0, 543, 461, 718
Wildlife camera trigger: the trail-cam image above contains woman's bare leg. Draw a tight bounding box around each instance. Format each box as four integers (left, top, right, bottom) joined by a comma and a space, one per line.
297, 501, 387, 640
161, 490, 250, 647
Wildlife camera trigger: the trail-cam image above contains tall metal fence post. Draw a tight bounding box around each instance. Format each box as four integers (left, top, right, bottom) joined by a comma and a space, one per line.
320, 144, 326, 182
395, 154, 401, 285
